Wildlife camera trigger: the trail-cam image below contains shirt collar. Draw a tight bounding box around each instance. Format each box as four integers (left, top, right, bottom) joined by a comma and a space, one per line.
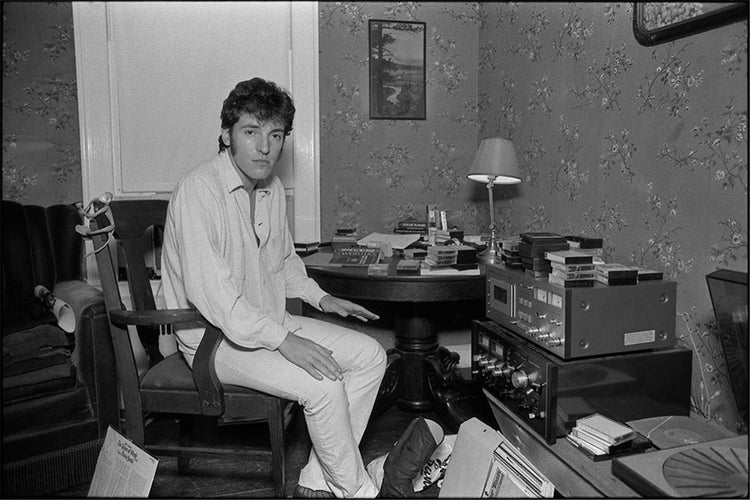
218, 150, 271, 194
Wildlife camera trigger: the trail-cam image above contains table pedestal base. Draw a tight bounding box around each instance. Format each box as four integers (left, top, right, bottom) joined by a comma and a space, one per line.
373, 303, 494, 432
304, 258, 489, 431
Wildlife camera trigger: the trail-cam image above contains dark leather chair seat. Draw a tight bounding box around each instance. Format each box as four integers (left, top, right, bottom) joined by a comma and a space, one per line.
140, 352, 271, 415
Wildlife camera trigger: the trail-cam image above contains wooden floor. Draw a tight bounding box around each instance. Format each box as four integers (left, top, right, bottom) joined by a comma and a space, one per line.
57, 404, 446, 498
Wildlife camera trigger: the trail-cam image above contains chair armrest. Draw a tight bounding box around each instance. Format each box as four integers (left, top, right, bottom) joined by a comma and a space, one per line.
53, 280, 106, 344
108, 308, 203, 327
53, 279, 110, 372
108, 306, 225, 417
52, 280, 119, 436
193, 323, 225, 416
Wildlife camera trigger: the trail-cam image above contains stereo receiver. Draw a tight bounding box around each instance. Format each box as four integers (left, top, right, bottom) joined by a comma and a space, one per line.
486, 263, 677, 359
472, 320, 691, 444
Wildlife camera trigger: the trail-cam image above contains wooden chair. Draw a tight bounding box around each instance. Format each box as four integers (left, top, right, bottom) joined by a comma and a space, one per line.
84, 197, 296, 498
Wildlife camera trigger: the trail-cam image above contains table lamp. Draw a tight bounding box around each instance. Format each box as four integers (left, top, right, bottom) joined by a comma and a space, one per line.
467, 138, 522, 265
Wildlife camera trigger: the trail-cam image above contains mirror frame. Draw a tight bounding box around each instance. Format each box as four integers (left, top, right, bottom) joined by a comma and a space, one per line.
633, 2, 748, 46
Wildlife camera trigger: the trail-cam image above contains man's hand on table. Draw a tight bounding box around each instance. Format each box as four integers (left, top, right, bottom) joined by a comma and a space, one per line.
320, 295, 380, 322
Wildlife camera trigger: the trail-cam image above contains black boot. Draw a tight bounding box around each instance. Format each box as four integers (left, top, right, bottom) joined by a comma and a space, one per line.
379, 417, 444, 498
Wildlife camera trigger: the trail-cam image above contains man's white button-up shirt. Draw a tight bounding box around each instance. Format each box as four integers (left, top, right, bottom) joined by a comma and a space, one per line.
161, 150, 327, 361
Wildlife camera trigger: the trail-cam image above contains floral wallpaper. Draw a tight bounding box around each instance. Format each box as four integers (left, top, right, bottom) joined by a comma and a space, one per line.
319, 2, 483, 239
2, 2, 80, 205
319, 2, 748, 432
2, 2, 747, 433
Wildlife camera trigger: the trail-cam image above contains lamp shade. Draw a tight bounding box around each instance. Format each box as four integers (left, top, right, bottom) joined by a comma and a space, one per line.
467, 137, 522, 185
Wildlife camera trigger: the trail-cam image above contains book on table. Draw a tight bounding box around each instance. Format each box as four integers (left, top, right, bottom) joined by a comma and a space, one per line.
329, 246, 381, 266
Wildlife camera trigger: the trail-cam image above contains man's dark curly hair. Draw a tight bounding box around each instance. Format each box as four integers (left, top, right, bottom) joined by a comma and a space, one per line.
218, 78, 295, 151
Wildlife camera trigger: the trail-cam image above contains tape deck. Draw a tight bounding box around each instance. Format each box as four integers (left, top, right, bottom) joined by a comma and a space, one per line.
486, 263, 677, 359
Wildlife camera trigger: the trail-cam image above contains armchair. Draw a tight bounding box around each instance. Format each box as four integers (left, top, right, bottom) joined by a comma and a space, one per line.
1, 200, 119, 496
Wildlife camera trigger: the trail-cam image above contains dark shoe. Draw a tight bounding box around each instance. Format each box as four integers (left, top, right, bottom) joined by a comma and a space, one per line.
379, 417, 443, 498
293, 485, 335, 498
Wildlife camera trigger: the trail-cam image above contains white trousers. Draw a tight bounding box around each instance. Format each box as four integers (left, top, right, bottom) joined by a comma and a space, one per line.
212, 315, 387, 498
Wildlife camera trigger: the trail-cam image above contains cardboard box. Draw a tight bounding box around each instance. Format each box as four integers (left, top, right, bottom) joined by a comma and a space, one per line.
439, 418, 554, 498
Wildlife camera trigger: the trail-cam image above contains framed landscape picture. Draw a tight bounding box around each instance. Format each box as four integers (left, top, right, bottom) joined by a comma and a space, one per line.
369, 19, 426, 120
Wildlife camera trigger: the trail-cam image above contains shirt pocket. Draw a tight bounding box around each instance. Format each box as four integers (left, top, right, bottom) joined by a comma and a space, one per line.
262, 231, 285, 274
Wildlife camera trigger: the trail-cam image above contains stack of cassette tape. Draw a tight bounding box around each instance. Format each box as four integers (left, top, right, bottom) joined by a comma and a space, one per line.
595, 263, 638, 285
565, 235, 604, 256
425, 245, 458, 269
518, 232, 569, 278
500, 236, 522, 269
632, 266, 663, 281
423, 245, 478, 270
545, 249, 596, 287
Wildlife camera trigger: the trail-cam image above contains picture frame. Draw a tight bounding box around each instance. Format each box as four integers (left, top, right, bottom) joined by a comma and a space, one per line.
369, 19, 426, 120
633, 2, 747, 46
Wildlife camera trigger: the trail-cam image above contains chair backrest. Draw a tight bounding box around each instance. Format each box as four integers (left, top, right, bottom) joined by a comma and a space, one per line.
88, 199, 169, 438
110, 200, 169, 367
91, 200, 169, 368
2, 201, 84, 332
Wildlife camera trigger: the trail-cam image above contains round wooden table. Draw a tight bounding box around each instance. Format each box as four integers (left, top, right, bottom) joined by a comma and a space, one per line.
304, 256, 486, 426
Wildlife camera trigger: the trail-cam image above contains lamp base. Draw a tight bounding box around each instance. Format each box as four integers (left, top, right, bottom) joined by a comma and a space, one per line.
477, 240, 501, 265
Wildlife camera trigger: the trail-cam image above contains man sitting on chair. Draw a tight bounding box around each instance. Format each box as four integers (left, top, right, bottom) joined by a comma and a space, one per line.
161, 77, 386, 498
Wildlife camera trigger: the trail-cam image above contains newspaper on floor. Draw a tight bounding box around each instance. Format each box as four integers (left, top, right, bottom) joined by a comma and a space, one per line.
88, 426, 158, 497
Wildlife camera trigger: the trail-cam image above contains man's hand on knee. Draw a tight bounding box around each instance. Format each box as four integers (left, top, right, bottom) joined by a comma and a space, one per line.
277, 331, 343, 381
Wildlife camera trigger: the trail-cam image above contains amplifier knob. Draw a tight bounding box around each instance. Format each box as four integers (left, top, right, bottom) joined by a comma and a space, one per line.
547, 337, 565, 347
525, 327, 541, 337
537, 332, 552, 341
494, 363, 513, 378
511, 369, 530, 389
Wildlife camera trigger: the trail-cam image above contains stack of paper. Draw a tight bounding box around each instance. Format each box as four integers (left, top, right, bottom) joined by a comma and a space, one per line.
357, 232, 421, 250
